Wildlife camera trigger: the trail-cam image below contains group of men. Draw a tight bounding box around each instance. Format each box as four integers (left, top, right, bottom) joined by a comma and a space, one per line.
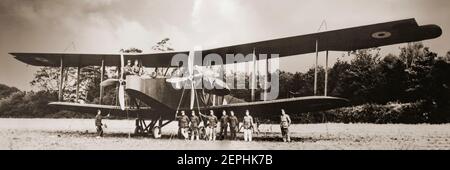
95, 108, 292, 142
123, 59, 143, 76
176, 109, 292, 142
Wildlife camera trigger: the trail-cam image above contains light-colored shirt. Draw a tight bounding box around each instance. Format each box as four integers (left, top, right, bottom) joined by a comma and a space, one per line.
280, 114, 291, 128
243, 115, 253, 129
95, 114, 102, 126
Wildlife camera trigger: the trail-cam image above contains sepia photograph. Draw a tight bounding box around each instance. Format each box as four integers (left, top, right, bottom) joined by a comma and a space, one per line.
0, 0, 450, 155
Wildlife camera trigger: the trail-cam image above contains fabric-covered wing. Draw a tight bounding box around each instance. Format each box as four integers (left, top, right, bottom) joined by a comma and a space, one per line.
202, 96, 349, 120
10, 51, 189, 67
11, 18, 441, 67
202, 18, 441, 58
49, 102, 153, 118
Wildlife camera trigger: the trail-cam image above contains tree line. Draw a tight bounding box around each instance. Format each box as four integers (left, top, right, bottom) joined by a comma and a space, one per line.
276, 43, 450, 123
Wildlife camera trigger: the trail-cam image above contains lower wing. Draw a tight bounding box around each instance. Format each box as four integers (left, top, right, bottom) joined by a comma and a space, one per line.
202, 96, 349, 120
49, 102, 153, 118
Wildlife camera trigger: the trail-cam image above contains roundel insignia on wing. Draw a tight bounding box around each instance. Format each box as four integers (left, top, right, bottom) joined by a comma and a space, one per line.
371, 31, 392, 39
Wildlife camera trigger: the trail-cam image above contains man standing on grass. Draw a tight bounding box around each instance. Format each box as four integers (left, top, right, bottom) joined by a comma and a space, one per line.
242, 110, 254, 142
176, 110, 190, 140
219, 110, 229, 140
95, 109, 109, 138
228, 111, 239, 140
202, 110, 218, 141
280, 109, 292, 142
190, 110, 200, 140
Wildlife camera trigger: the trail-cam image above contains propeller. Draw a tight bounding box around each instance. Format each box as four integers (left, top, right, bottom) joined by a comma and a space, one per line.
167, 64, 231, 109
100, 79, 119, 87
166, 50, 231, 109
118, 53, 125, 110
165, 72, 202, 84
99, 53, 126, 110
188, 51, 195, 110
165, 50, 198, 109
202, 76, 230, 96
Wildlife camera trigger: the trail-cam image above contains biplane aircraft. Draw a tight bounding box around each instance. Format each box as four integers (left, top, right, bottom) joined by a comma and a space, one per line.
10, 18, 441, 138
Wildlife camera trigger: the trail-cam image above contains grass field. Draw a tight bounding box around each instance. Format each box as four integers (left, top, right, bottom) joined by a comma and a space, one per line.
1, 118, 450, 150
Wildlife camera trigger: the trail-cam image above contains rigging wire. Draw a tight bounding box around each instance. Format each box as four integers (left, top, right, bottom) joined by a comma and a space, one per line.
125, 95, 130, 139
194, 87, 204, 123
174, 85, 186, 119
317, 19, 330, 137
63, 41, 77, 52
317, 20, 328, 32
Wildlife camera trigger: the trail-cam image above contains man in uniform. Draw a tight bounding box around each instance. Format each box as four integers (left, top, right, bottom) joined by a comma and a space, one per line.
190, 110, 200, 140
131, 59, 142, 76
242, 110, 254, 142
95, 110, 103, 138
219, 110, 229, 140
176, 110, 190, 140
123, 60, 133, 76
228, 111, 239, 140
280, 109, 292, 142
95, 109, 109, 138
205, 110, 218, 141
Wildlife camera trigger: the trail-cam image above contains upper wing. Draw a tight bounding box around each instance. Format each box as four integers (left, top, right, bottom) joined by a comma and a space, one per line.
202, 18, 441, 57
201, 96, 349, 120
10, 51, 189, 67
10, 18, 441, 67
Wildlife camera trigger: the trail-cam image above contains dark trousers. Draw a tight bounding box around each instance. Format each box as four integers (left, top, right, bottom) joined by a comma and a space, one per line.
281, 127, 290, 142
179, 127, 189, 139
230, 126, 237, 140
220, 126, 228, 140
96, 125, 103, 137
190, 127, 199, 140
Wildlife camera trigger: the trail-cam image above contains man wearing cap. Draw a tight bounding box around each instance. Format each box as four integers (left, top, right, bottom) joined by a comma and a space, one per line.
280, 109, 292, 142
190, 110, 200, 140
176, 110, 190, 140
242, 110, 254, 142
219, 110, 229, 140
228, 111, 239, 140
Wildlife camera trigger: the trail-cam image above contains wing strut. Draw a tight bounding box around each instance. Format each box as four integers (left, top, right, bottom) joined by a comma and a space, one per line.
99, 58, 105, 104
324, 50, 329, 96
76, 65, 81, 102
251, 48, 257, 101
58, 56, 64, 101
320, 21, 329, 96
314, 40, 319, 96
264, 56, 269, 101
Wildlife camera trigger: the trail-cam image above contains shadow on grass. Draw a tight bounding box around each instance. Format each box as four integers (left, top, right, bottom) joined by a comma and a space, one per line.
49, 130, 340, 143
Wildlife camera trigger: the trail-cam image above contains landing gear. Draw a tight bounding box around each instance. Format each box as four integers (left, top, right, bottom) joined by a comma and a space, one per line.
134, 117, 172, 138
152, 126, 161, 139
134, 118, 146, 135
135, 119, 145, 135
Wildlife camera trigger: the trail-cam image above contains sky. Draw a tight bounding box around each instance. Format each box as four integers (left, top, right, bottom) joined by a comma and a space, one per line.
0, 0, 449, 91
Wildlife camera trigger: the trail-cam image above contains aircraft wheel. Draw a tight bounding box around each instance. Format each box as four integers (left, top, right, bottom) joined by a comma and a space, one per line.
152, 126, 162, 139
134, 128, 140, 134
134, 127, 143, 136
